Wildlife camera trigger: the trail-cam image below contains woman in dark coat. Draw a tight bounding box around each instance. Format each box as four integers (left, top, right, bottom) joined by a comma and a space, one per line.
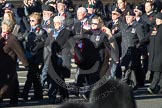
75, 16, 116, 100
21, 12, 48, 101
0, 19, 28, 105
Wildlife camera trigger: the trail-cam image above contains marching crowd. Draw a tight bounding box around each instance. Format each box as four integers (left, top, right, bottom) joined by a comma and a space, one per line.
0, 0, 162, 107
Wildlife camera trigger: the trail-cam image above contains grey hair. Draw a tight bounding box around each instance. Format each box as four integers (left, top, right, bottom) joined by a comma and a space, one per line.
1, 19, 15, 31
53, 16, 65, 24
77, 7, 87, 14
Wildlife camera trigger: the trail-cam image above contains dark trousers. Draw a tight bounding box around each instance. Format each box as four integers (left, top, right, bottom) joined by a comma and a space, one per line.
76, 72, 100, 98
47, 74, 69, 100
121, 49, 141, 87
10, 78, 19, 103
150, 71, 162, 91
22, 62, 43, 99
141, 55, 154, 83
76, 72, 100, 87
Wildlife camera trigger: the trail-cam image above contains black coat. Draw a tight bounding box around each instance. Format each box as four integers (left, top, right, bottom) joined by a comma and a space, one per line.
73, 20, 92, 40
140, 24, 162, 72
111, 21, 145, 69
57, 11, 74, 30
22, 26, 48, 64
107, 19, 122, 57
0, 34, 28, 98
41, 17, 54, 33
44, 28, 73, 78
141, 12, 156, 32
0, 2, 6, 17
113, 21, 145, 58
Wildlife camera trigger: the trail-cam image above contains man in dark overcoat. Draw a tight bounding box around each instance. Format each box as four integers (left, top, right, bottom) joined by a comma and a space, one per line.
140, 13, 162, 94
110, 10, 145, 88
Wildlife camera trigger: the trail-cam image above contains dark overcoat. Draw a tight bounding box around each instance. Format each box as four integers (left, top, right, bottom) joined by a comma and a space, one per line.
0, 34, 28, 98
141, 24, 162, 72
44, 28, 73, 81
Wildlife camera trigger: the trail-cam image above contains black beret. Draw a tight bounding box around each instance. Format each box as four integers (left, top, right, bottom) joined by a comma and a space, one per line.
134, 4, 144, 12
42, 4, 55, 13
126, 10, 135, 16
3, 3, 14, 10
85, 4, 95, 9
57, 0, 67, 5
155, 13, 162, 20
112, 7, 122, 14
46, 1, 56, 5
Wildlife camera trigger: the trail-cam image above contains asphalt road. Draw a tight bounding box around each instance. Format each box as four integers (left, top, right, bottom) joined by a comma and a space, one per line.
1, 63, 162, 108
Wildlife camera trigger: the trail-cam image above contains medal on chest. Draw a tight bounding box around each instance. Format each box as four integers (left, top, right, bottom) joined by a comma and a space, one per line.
131, 28, 136, 33
151, 27, 157, 36
96, 35, 100, 41
1, 33, 9, 45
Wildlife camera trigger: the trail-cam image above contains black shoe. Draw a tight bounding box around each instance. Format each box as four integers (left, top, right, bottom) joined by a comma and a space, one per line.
21, 96, 28, 101
30, 96, 43, 101
158, 90, 162, 94
0, 98, 3, 103
133, 86, 138, 91
137, 83, 145, 87
48, 98, 55, 104
48, 98, 62, 104
19, 93, 28, 101
59, 96, 69, 103
147, 88, 155, 94
9, 100, 18, 106
82, 94, 89, 101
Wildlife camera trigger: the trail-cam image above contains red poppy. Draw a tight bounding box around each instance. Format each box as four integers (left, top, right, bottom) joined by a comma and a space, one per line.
149, 16, 153, 21
102, 28, 106, 33
36, 27, 40, 31
62, 13, 67, 18
36, 27, 41, 33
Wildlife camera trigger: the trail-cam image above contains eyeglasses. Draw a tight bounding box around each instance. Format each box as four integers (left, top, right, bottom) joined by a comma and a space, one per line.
112, 13, 118, 15
30, 20, 36, 22
91, 23, 98, 25
54, 22, 60, 24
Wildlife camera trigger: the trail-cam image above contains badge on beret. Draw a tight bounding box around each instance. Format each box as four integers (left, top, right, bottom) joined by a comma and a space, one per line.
127, 12, 130, 15
135, 6, 138, 9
